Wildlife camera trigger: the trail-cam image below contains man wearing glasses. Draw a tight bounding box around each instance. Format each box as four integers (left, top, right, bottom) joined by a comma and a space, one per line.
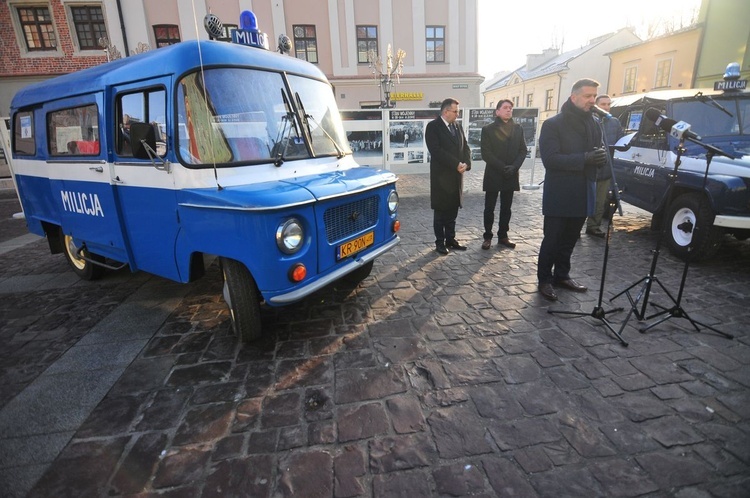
425, 98, 472, 255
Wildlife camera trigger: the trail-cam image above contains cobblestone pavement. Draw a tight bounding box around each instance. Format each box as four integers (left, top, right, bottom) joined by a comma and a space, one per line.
0, 162, 749, 497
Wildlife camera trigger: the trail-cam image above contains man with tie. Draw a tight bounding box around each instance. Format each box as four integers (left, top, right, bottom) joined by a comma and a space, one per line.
425, 98, 472, 255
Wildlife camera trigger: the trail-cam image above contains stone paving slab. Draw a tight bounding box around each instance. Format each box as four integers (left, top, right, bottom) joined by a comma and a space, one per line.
0, 162, 749, 497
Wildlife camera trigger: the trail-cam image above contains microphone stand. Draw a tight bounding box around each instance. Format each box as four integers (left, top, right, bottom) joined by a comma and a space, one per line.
611, 135, 733, 340
548, 119, 627, 346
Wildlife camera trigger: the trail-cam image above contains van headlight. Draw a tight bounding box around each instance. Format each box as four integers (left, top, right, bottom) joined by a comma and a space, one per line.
276, 218, 303, 254
388, 190, 399, 214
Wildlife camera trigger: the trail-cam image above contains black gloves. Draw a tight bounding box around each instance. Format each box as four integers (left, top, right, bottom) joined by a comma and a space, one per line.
503, 165, 515, 176
584, 148, 608, 168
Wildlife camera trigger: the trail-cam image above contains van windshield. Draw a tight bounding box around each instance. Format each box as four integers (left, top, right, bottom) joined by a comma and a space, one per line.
287, 74, 351, 158
672, 96, 750, 138
176, 67, 350, 166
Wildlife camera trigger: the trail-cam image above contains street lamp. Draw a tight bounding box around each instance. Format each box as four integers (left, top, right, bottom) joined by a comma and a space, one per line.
367, 44, 406, 108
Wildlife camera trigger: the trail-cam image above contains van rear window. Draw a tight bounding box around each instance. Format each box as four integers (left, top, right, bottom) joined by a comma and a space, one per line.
13, 112, 35, 156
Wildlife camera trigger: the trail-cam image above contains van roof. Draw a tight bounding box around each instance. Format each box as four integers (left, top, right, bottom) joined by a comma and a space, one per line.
11, 40, 326, 110
610, 87, 745, 109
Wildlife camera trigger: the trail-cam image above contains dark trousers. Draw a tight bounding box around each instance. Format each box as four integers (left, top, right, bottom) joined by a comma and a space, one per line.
537, 215, 586, 284
483, 190, 514, 240
433, 207, 459, 244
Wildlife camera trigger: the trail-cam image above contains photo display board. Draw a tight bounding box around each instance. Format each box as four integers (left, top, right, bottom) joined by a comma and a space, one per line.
340, 107, 538, 171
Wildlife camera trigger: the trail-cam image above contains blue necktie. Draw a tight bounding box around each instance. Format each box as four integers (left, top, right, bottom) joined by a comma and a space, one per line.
449, 123, 457, 136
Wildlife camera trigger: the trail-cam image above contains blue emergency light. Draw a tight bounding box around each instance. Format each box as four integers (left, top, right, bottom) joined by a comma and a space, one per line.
232, 10, 269, 50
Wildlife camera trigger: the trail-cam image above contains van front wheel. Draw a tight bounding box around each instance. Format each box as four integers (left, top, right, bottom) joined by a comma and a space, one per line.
220, 257, 262, 342
665, 193, 722, 261
63, 234, 105, 280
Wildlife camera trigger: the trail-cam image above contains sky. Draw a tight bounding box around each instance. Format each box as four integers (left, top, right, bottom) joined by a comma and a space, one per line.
477, 0, 703, 80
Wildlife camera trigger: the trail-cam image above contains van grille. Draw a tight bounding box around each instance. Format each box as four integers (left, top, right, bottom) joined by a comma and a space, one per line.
324, 196, 379, 243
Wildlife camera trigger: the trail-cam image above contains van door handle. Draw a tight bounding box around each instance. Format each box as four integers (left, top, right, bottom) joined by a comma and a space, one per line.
631, 153, 641, 160
112, 176, 124, 184
89, 166, 104, 172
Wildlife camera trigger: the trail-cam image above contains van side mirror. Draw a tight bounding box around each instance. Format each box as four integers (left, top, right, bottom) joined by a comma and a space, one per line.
130, 122, 156, 159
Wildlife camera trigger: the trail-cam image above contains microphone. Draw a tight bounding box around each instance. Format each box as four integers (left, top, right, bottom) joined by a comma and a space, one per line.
670, 121, 700, 141
644, 108, 701, 140
590, 105, 612, 118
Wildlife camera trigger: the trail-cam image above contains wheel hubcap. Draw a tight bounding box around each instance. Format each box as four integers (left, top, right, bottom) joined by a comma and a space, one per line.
672, 208, 696, 247
64, 235, 87, 270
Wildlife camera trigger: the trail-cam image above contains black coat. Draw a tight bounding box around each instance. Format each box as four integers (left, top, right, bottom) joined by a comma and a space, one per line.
480, 118, 527, 192
539, 98, 602, 217
595, 115, 625, 181
426, 117, 471, 210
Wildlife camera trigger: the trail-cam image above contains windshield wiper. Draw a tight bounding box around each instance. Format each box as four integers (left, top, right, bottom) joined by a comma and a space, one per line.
295, 92, 345, 159
273, 90, 294, 167
305, 113, 346, 158
273, 115, 295, 167
695, 91, 734, 118
294, 92, 314, 144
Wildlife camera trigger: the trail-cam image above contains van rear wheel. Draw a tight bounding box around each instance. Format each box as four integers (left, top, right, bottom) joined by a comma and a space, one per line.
63, 234, 105, 280
220, 257, 262, 342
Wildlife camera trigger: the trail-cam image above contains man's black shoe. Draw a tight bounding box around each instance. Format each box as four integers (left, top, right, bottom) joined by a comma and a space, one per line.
538, 283, 558, 301
554, 278, 588, 292
585, 228, 605, 238
435, 243, 449, 255
446, 239, 468, 251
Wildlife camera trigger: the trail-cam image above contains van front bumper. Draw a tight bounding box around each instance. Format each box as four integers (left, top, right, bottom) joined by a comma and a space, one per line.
714, 215, 750, 230
267, 236, 400, 305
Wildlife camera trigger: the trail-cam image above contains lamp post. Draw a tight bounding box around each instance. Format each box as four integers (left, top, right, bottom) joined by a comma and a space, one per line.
367, 44, 406, 108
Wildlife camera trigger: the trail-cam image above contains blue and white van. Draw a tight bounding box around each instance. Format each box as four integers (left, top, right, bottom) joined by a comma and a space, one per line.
8, 27, 400, 342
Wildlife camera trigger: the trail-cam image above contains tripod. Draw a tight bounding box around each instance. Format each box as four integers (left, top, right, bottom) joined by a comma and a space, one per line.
549, 121, 627, 346
611, 138, 733, 340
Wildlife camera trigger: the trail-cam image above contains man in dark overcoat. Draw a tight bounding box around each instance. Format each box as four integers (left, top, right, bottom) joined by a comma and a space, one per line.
585, 94, 624, 237
425, 98, 472, 255
480, 99, 527, 250
537, 78, 608, 301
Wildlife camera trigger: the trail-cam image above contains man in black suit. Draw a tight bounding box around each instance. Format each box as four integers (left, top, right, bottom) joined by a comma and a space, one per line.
537, 79, 608, 301
425, 98, 472, 255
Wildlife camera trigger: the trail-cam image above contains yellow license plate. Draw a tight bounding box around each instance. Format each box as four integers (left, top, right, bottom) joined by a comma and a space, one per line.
338, 231, 374, 260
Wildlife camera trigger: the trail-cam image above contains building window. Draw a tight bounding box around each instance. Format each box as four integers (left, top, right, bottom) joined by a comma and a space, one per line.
526, 93, 533, 107
70, 6, 107, 50
512, 96, 519, 107
17, 6, 57, 51
293, 25, 318, 63
654, 59, 672, 88
623, 66, 637, 93
357, 25, 377, 63
154, 24, 181, 48
426, 26, 445, 62
545, 89, 554, 111
219, 24, 238, 42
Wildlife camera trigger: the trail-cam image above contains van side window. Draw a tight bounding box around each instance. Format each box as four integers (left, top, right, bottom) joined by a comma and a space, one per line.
47, 104, 100, 156
13, 111, 36, 155
117, 88, 166, 157
631, 109, 668, 150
